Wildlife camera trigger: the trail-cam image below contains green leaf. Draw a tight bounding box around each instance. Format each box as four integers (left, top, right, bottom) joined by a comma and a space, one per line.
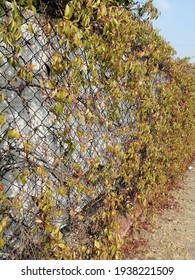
28, 23, 34, 33
64, 4, 73, 19
0, 115, 6, 128
56, 91, 67, 102
16, 45, 22, 58
6, 128, 20, 140
23, 139, 31, 153
12, 3, 18, 19
94, 240, 101, 249
50, 103, 64, 115
36, 166, 48, 177
8, 57, 18, 68
7, 18, 16, 33
55, 103, 64, 115
57, 186, 67, 197
31, 5, 37, 15
27, 73, 33, 83
79, 114, 85, 124
67, 95, 73, 104
0, 93, 5, 102
80, 142, 87, 153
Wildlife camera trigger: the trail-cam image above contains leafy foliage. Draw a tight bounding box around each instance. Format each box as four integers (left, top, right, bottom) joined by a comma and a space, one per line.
0, 0, 195, 259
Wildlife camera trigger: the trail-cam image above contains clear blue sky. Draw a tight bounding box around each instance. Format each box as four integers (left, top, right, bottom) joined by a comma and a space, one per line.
152, 0, 195, 63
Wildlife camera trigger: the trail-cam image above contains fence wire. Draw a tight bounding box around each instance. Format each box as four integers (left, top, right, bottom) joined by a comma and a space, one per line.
0, 2, 137, 259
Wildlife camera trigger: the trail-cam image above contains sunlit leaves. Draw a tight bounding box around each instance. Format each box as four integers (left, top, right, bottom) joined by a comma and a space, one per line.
0, 114, 6, 128
57, 186, 67, 197
1, 0, 194, 261
53, 88, 69, 102
0, 93, 5, 102
64, 4, 73, 20
6, 128, 20, 140
0, 216, 8, 248
23, 139, 31, 153
36, 166, 48, 178
31, 5, 36, 14
27, 23, 34, 33
51, 52, 64, 75
50, 103, 64, 116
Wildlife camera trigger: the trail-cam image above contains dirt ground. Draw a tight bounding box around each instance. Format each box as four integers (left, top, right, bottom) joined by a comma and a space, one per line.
125, 161, 195, 260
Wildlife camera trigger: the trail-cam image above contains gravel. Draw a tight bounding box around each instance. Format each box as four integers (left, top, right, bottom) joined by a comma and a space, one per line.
126, 162, 195, 260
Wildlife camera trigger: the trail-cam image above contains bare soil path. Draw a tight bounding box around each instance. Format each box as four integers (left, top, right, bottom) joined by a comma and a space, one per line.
126, 161, 195, 260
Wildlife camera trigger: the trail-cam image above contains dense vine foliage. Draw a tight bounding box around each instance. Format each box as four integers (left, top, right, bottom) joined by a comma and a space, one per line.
0, 0, 195, 259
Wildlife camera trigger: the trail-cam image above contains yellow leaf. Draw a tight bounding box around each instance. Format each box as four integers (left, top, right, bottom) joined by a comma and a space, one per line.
80, 143, 86, 153
0, 115, 6, 128
16, 45, 22, 58
55, 103, 64, 115
64, 4, 73, 19
56, 91, 67, 102
79, 114, 85, 124
40, 80, 44, 88
36, 166, 48, 177
23, 140, 31, 153
47, 80, 53, 90
94, 240, 101, 249
35, 218, 43, 224
67, 94, 73, 104
47, 23, 52, 34
52, 226, 60, 235
59, 38, 63, 47
6, 128, 20, 140
1, 216, 8, 229
0, 239, 4, 248
58, 242, 66, 249
31, 5, 36, 14
0, 93, 5, 102
58, 186, 67, 197
28, 23, 34, 33
58, 231, 63, 240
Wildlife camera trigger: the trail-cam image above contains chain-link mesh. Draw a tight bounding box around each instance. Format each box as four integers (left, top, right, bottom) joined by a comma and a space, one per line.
0, 2, 137, 259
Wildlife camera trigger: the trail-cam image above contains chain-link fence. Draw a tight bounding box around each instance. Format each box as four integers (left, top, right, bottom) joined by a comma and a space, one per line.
0, 2, 138, 258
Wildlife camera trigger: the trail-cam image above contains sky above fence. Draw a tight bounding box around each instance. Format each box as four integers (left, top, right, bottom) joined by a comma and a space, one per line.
153, 0, 195, 63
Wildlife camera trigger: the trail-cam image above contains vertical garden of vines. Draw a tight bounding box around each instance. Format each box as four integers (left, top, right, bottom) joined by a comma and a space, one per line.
0, 0, 195, 259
